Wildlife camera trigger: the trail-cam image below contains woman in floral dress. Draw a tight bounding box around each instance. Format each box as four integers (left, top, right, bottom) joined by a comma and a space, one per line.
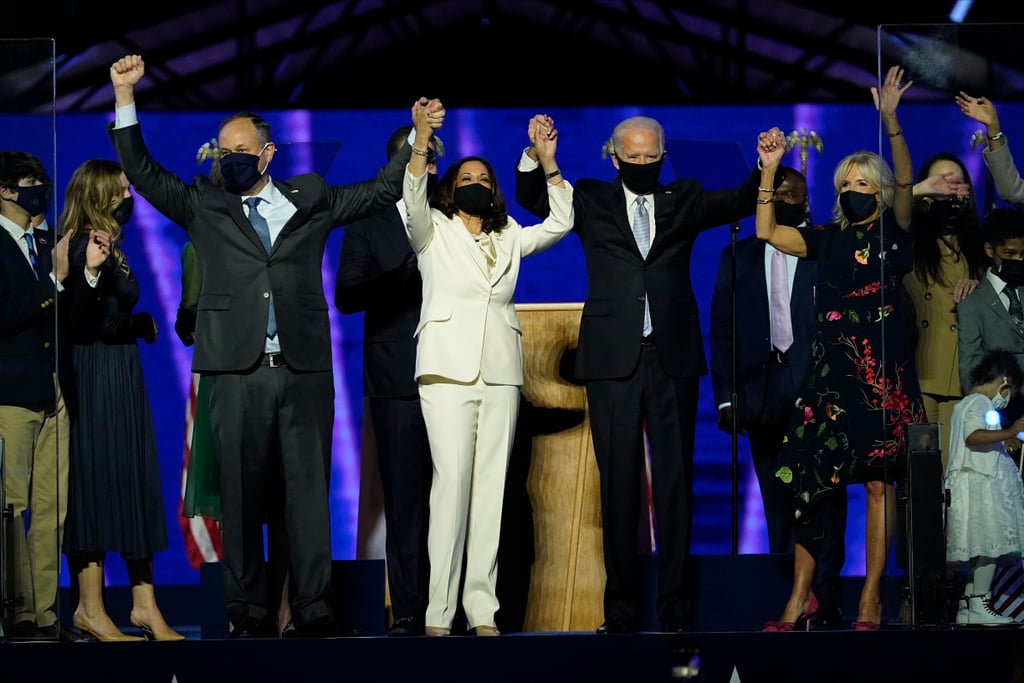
754, 66, 926, 631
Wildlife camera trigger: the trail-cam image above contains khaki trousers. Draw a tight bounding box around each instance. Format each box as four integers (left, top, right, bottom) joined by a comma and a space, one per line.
0, 381, 69, 628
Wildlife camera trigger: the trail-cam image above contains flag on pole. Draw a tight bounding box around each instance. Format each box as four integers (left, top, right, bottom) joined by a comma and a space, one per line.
179, 372, 222, 570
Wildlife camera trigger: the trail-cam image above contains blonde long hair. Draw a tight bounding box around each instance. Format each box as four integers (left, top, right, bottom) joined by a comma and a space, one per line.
829, 151, 895, 229
58, 159, 128, 273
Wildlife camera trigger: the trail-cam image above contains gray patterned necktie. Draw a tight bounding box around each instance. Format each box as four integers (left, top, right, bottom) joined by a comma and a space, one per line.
244, 197, 277, 338
633, 196, 652, 336
1006, 284, 1024, 330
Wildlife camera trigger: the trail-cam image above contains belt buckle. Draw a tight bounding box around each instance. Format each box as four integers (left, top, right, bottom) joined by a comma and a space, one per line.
267, 353, 284, 368
773, 349, 788, 364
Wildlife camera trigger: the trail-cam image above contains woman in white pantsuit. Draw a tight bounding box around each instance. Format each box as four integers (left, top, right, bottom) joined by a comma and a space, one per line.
404, 107, 572, 636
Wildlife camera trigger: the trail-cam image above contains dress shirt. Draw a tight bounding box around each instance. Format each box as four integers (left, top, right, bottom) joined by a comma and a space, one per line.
244, 181, 297, 354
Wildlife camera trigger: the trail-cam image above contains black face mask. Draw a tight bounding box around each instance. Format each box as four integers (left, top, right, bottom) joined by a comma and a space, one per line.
220, 145, 268, 194
112, 196, 134, 226
998, 259, 1024, 288
774, 202, 807, 227
8, 183, 52, 216
453, 182, 492, 216
617, 158, 664, 196
839, 190, 878, 224
930, 198, 970, 230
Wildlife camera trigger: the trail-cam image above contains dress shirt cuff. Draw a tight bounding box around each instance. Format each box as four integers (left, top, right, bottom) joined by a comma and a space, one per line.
517, 149, 540, 172
717, 402, 732, 411
115, 103, 138, 129
85, 267, 100, 288
48, 272, 64, 292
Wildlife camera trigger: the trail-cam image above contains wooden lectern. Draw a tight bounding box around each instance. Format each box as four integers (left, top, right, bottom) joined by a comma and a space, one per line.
515, 303, 604, 632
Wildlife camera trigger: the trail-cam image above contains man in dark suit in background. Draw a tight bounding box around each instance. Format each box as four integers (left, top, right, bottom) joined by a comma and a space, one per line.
0, 151, 106, 641
334, 126, 443, 637
709, 166, 846, 627
108, 53, 444, 638
517, 116, 762, 633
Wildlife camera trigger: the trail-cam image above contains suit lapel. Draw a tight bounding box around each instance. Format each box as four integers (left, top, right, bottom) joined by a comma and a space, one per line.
33, 229, 54, 279
647, 188, 674, 256
986, 280, 1024, 337
226, 193, 267, 254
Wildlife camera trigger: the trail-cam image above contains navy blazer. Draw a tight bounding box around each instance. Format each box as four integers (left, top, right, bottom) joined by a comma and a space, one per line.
110, 122, 409, 373
0, 225, 65, 409
335, 204, 422, 398
709, 235, 817, 426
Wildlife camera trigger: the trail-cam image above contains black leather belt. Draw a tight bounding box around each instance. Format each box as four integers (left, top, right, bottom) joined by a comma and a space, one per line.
641, 334, 654, 346
261, 352, 286, 368
771, 348, 789, 364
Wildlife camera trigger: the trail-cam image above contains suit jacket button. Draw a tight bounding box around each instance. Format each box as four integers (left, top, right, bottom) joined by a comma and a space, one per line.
263, 292, 270, 299
949, 323, 957, 332
921, 320, 929, 328
924, 291, 933, 300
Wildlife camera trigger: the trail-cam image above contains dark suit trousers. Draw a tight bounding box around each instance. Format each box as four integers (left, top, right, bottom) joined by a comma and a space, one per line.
369, 395, 431, 621
793, 485, 848, 611
209, 364, 335, 628
587, 343, 697, 627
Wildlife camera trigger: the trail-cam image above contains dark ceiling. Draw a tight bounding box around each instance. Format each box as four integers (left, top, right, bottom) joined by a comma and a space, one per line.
5, 2, 1024, 113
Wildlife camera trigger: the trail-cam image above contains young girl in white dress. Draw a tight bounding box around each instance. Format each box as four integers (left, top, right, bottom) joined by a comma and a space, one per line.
946, 348, 1024, 625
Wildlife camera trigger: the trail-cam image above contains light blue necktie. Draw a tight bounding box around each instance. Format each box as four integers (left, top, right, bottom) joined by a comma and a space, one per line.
244, 197, 277, 338
633, 196, 652, 336
23, 232, 39, 279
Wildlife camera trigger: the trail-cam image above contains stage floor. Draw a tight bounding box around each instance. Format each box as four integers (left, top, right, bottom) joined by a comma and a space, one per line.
4, 625, 1023, 683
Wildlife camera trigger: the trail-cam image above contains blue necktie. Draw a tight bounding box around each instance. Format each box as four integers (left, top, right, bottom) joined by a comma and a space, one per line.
244, 197, 277, 338
23, 232, 39, 279
633, 196, 652, 336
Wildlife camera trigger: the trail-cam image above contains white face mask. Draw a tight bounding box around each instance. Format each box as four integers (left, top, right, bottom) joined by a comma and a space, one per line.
992, 380, 1011, 411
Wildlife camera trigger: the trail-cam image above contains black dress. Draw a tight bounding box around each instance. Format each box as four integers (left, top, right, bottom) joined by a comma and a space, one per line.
774, 209, 926, 520
63, 234, 167, 557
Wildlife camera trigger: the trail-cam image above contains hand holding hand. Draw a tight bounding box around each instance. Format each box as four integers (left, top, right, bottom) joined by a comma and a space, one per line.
872, 65, 911, 117
532, 115, 558, 163
956, 91, 999, 128
756, 128, 785, 170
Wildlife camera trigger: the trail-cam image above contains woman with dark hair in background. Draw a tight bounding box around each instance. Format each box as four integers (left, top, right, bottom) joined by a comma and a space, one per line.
904, 152, 985, 462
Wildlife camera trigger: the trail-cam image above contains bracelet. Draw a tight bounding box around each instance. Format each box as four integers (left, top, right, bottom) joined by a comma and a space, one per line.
989, 131, 1005, 142
411, 146, 429, 157
896, 180, 914, 188
545, 169, 562, 179
887, 129, 903, 138
755, 198, 774, 205
757, 186, 776, 193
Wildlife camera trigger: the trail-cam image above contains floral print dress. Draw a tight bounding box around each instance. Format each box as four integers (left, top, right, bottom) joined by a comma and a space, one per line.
775, 209, 926, 519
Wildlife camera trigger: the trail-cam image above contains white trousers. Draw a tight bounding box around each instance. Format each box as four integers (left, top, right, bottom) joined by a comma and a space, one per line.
419, 376, 519, 629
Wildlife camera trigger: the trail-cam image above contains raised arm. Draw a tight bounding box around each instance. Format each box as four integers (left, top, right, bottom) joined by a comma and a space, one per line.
958, 92, 1024, 208
755, 127, 806, 257
872, 65, 914, 231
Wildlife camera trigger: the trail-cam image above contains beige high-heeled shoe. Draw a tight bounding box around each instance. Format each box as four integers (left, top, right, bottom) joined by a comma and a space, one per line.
473, 625, 500, 636
424, 625, 450, 637
130, 612, 185, 641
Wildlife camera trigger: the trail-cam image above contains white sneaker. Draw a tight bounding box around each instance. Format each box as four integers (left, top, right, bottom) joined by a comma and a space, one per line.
964, 594, 1015, 626
955, 595, 970, 625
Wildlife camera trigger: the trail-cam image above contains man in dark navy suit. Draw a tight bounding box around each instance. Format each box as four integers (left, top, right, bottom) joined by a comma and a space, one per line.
710, 166, 847, 627
335, 126, 442, 637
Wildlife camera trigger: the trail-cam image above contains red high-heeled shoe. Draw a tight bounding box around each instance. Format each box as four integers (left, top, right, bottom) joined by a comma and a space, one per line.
762, 594, 818, 632
851, 602, 882, 631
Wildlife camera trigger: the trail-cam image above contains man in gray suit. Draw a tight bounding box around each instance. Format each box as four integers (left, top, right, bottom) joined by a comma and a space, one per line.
108, 54, 444, 638
957, 207, 1024, 432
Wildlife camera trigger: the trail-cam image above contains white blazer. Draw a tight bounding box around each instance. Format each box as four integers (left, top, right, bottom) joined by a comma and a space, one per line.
403, 168, 573, 385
